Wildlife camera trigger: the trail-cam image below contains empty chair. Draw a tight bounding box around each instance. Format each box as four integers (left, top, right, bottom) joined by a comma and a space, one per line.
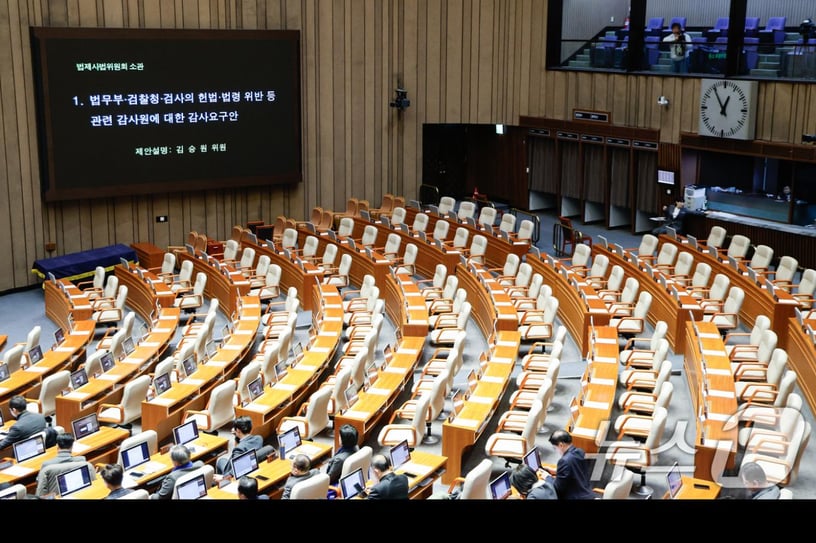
76, 266, 106, 298
505, 263, 534, 298
583, 253, 609, 289
170, 260, 195, 294
247, 254, 271, 289
724, 234, 751, 261
594, 468, 634, 499
619, 339, 669, 389
277, 385, 333, 441
26, 369, 71, 421
393, 243, 418, 276
417, 264, 448, 300
369, 193, 395, 220
619, 321, 669, 366
669, 252, 695, 284
336, 217, 355, 239
426, 275, 459, 310
249, 264, 282, 303
317, 244, 338, 274
97, 375, 151, 429
701, 286, 744, 334
280, 228, 299, 254
733, 349, 789, 403
300, 236, 320, 264
389, 206, 407, 229
606, 277, 639, 315
747, 244, 774, 274
394, 368, 449, 445
727, 325, 775, 367
610, 291, 652, 336
457, 201, 476, 222
232, 360, 262, 407
693, 272, 730, 311
324, 253, 352, 287
220, 239, 240, 263
428, 287, 467, 328
563, 243, 592, 273
518, 295, 558, 342
759, 16, 787, 46
741, 418, 810, 487
496, 213, 516, 238
468, 235, 488, 265
613, 380, 673, 437
617, 362, 672, 411
174, 273, 205, 312
429, 301, 471, 345
765, 255, 798, 290
429, 219, 450, 243
182, 380, 237, 434
489, 253, 521, 286
437, 196, 456, 217
377, 232, 401, 261
652, 243, 678, 272
92, 285, 128, 326
377, 392, 430, 449
604, 406, 668, 497
702, 225, 727, 250
443, 226, 470, 254
359, 224, 378, 250
630, 234, 658, 264
477, 206, 497, 231
90, 275, 120, 309
445, 458, 492, 499
3, 344, 25, 374
513, 219, 535, 243
597, 265, 625, 302
411, 212, 429, 236
484, 399, 543, 467
792, 268, 816, 309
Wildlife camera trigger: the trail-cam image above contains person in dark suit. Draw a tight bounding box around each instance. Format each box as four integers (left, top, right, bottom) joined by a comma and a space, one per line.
509, 463, 557, 500
237, 475, 270, 500
652, 199, 687, 236
149, 444, 204, 499
324, 424, 359, 486
100, 463, 134, 499
0, 395, 47, 449
40, 432, 85, 468
740, 461, 781, 500
365, 454, 409, 499
544, 430, 597, 500
215, 416, 264, 477
281, 454, 320, 499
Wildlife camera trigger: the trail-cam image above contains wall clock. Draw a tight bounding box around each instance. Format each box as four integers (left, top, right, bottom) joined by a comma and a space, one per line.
698, 79, 758, 140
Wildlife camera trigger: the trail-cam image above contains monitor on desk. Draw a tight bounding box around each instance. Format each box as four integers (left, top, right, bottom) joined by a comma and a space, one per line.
389, 439, 411, 472
70, 367, 89, 389
247, 376, 264, 402
121, 336, 135, 359
71, 412, 100, 440
0, 363, 10, 383
339, 467, 367, 500
489, 471, 512, 500
185, 244, 195, 256
121, 441, 151, 472
277, 425, 302, 459
28, 345, 43, 365
180, 356, 197, 380
153, 372, 171, 395
687, 235, 698, 249
450, 388, 465, 418
523, 447, 541, 473
272, 359, 288, 383
13, 434, 46, 463
57, 463, 93, 498
597, 235, 608, 249
175, 473, 208, 499
667, 461, 683, 499
173, 419, 200, 448
231, 449, 259, 480
47, 272, 57, 283
120, 257, 131, 270
344, 385, 359, 409
53, 328, 65, 347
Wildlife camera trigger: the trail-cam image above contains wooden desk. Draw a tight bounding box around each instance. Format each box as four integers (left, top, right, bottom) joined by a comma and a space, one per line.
44, 279, 93, 331
0, 320, 96, 421
404, 207, 530, 269
131, 242, 166, 271
664, 475, 721, 499
594, 245, 702, 354
54, 307, 180, 429
333, 336, 425, 451
115, 264, 175, 323
463, 262, 520, 334
440, 331, 520, 484
176, 252, 251, 318
297, 227, 392, 290
684, 320, 738, 481
388, 273, 430, 338
141, 296, 260, 444
64, 432, 230, 498
526, 253, 609, 357
236, 284, 342, 440
244, 238, 324, 312
785, 317, 816, 417
660, 236, 800, 350
398, 450, 447, 499
0, 426, 129, 492
568, 326, 619, 454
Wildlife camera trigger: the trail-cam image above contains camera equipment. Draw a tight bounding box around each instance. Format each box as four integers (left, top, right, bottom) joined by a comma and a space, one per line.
389, 88, 410, 111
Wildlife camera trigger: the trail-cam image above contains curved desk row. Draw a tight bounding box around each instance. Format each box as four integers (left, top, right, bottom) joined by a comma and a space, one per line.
54, 306, 181, 430
786, 317, 816, 419
114, 264, 176, 323
44, 279, 93, 331
175, 251, 251, 318
462, 262, 522, 334
236, 283, 343, 440
140, 296, 261, 445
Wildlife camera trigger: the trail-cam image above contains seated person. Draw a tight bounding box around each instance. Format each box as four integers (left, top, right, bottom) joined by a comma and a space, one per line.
740, 461, 781, 500
652, 199, 687, 236
508, 463, 557, 500
149, 445, 204, 500
0, 395, 47, 450
237, 475, 269, 500
100, 463, 134, 499
215, 416, 264, 478
324, 424, 359, 486
364, 454, 409, 500
281, 454, 319, 499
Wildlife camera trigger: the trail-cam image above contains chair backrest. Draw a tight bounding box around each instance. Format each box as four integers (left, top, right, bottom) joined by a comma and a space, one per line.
412, 212, 429, 233
253, 254, 271, 277
384, 233, 401, 255
749, 245, 773, 269
441, 275, 460, 301
455, 302, 472, 330
727, 235, 751, 259
336, 253, 352, 276
24, 326, 41, 352
516, 219, 534, 242
774, 256, 798, 283
588, 254, 608, 279
432, 219, 450, 241
171, 464, 215, 499
674, 252, 694, 277
521, 400, 545, 450
281, 228, 298, 251
602, 468, 634, 499
707, 226, 727, 248
525, 273, 544, 299
650, 321, 669, 350
451, 227, 469, 249
103, 275, 120, 299
459, 458, 493, 499
428, 264, 447, 291
302, 385, 333, 439
765, 16, 785, 30
500, 254, 521, 278
400, 244, 418, 270
691, 262, 712, 289
201, 380, 237, 431
646, 17, 664, 30
361, 225, 378, 247
457, 201, 476, 221
119, 375, 152, 424
799, 268, 816, 296
0, 484, 28, 500
633, 291, 653, 319
117, 430, 159, 464
656, 243, 678, 266
83, 350, 105, 378
320, 244, 338, 269
619, 277, 640, 305
337, 217, 355, 238
438, 196, 456, 215
469, 235, 488, 259
390, 206, 406, 227
723, 286, 745, 314
606, 265, 624, 292
119, 488, 150, 499
223, 239, 239, 261
33, 370, 71, 417
572, 243, 591, 268
709, 273, 730, 301
643, 406, 668, 461
177, 259, 194, 284
498, 213, 516, 235
90, 266, 106, 290
3, 344, 25, 374
290, 472, 330, 499
331, 367, 353, 413
638, 234, 658, 257
477, 207, 497, 229
341, 445, 373, 480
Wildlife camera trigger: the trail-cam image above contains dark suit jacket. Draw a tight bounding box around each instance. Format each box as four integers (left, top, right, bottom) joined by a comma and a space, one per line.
366, 472, 409, 499
216, 434, 264, 476
0, 411, 47, 449
149, 460, 205, 499
664, 204, 688, 233
325, 445, 359, 485
105, 488, 135, 499
552, 445, 597, 500
281, 468, 319, 499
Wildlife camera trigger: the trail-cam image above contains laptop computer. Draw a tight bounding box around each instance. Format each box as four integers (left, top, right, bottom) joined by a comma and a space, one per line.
28, 345, 43, 365
70, 367, 89, 389
121, 440, 163, 479
489, 471, 512, 500
57, 463, 94, 498
246, 376, 264, 402
173, 419, 201, 453
390, 439, 424, 479
53, 328, 65, 348
277, 425, 302, 459
230, 449, 259, 481
0, 363, 10, 383
71, 412, 100, 440
153, 372, 172, 395
175, 473, 209, 499
523, 447, 542, 472
667, 461, 683, 499
13, 434, 46, 463
339, 467, 367, 500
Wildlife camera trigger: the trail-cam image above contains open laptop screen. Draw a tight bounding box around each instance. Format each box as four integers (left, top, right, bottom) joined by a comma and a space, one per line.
344, 385, 359, 408
70, 368, 89, 389
153, 372, 171, 395
523, 448, 541, 472
176, 473, 208, 499
173, 419, 199, 447
57, 463, 93, 497
71, 412, 100, 440
277, 425, 301, 458
181, 356, 197, 380
53, 328, 65, 347
13, 434, 46, 463
0, 363, 9, 383
122, 336, 136, 357
231, 449, 259, 480
339, 467, 366, 500
100, 351, 116, 372
389, 439, 411, 471
667, 462, 683, 499
121, 441, 151, 471
28, 345, 43, 365
247, 376, 264, 401
489, 471, 512, 500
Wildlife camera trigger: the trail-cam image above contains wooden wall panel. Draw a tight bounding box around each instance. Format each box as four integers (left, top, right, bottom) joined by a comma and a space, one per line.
2, 0, 814, 292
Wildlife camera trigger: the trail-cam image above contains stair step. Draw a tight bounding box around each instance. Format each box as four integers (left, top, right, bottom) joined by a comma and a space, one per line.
759, 54, 781, 62
575, 54, 591, 62
570, 60, 591, 67
757, 62, 779, 69
750, 68, 780, 77
651, 64, 672, 72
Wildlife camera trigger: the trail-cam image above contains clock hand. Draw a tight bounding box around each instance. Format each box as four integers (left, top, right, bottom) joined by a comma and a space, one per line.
720, 95, 730, 116
712, 87, 725, 110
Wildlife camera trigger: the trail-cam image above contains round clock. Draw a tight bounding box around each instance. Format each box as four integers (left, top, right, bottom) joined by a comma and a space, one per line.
698, 79, 758, 140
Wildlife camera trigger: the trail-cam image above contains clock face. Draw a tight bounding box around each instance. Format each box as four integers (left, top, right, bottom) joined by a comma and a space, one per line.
698, 79, 757, 140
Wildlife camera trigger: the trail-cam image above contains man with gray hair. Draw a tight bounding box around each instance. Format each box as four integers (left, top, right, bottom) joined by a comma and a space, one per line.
149, 444, 204, 499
